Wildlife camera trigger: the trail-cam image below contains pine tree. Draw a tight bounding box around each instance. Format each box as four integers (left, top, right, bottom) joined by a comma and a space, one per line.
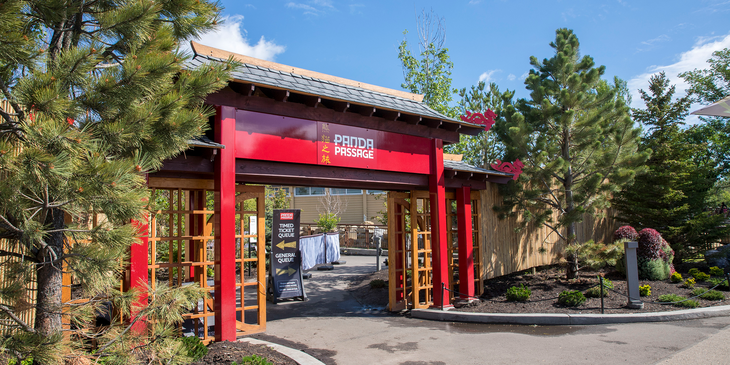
495, 29, 648, 278
0, 1, 233, 363
613, 72, 730, 261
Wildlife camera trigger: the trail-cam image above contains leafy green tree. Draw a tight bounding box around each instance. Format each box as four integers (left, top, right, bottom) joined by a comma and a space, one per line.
680, 48, 730, 104
445, 82, 514, 168
613, 72, 730, 261
680, 49, 730, 204
496, 29, 647, 278
0, 0, 233, 363
398, 10, 457, 117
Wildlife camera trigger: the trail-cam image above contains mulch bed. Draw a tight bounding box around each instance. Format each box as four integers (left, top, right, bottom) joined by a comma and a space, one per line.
191, 341, 297, 365
346, 264, 730, 314
457, 264, 730, 314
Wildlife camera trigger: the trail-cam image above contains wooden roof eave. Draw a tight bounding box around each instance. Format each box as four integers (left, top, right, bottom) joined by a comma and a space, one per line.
226, 78, 480, 136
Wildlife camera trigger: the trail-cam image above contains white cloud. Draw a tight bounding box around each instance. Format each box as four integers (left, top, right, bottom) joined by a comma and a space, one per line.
286, 1, 337, 16
478, 69, 501, 83
638, 34, 671, 52
507, 74, 516, 81
193, 15, 285, 61
349, 3, 365, 14
519, 72, 529, 80
469, 0, 483, 4
627, 32, 730, 121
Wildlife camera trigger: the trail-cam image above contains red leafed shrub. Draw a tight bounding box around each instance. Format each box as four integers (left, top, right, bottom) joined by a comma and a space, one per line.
613, 225, 639, 242
638, 228, 663, 260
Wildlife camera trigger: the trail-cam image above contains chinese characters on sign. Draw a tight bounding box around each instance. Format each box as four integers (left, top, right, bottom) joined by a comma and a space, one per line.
317, 123, 378, 169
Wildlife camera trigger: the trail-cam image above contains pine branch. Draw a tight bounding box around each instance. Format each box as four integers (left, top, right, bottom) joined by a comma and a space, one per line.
542, 221, 567, 241
0, 303, 35, 333
0, 249, 34, 261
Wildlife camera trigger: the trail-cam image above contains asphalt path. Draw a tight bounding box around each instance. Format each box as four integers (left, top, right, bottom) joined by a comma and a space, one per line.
258, 255, 730, 365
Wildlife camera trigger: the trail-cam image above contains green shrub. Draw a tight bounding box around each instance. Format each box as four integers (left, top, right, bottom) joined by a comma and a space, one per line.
691, 288, 725, 301
585, 277, 614, 298
708, 278, 730, 291
682, 278, 696, 289
692, 271, 711, 282
506, 284, 531, 302
180, 336, 208, 361
639, 285, 651, 297
688, 268, 700, 276
369, 279, 387, 289
658, 293, 684, 303
658, 294, 699, 308
636, 255, 673, 281
315, 212, 340, 232
233, 355, 273, 365
709, 266, 725, 277
558, 290, 586, 307
563, 240, 624, 270
670, 272, 683, 283
585, 286, 609, 298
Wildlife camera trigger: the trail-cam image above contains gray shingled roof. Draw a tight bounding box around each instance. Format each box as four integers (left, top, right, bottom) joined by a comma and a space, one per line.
187, 135, 224, 149
443, 159, 513, 177
188, 55, 479, 128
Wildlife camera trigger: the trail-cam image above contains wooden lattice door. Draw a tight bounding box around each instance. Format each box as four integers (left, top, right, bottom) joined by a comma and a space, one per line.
233, 185, 267, 336
146, 179, 266, 342
387, 191, 433, 311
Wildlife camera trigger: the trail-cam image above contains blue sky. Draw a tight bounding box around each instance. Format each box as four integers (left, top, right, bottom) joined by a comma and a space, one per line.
195, 0, 730, 114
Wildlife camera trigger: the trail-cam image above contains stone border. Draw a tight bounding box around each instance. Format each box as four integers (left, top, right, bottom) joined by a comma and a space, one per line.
238, 338, 325, 365
411, 305, 730, 325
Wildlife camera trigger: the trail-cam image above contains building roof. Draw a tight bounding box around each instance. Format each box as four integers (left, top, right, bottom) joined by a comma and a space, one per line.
189, 42, 485, 135
443, 159, 513, 178
187, 135, 224, 149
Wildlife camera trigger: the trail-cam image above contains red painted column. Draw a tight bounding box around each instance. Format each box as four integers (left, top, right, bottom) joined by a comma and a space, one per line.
429, 139, 450, 308
214, 105, 236, 341
128, 216, 149, 334
456, 187, 475, 299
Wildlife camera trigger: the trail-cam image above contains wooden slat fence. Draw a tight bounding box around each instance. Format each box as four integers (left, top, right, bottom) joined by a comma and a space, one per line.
0, 240, 36, 336
479, 183, 619, 280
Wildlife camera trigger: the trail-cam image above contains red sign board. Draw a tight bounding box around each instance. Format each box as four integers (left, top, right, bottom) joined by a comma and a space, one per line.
235, 110, 431, 174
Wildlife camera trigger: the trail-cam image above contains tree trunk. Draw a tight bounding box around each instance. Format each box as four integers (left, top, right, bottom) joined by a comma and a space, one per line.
34, 208, 65, 337
566, 221, 578, 279
563, 127, 578, 279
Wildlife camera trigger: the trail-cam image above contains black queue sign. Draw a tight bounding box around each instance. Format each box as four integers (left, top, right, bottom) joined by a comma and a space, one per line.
269, 209, 305, 302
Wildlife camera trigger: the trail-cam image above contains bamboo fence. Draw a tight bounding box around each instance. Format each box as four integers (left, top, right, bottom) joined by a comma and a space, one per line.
479, 183, 619, 280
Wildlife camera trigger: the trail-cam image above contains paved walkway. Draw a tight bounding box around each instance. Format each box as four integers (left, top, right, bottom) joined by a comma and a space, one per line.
254, 256, 730, 365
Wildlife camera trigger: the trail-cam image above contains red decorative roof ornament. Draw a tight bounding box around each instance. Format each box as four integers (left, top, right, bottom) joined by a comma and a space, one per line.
490, 158, 524, 181
460, 109, 496, 131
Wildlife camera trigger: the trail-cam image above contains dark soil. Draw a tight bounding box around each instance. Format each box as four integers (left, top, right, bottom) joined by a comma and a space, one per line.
191, 340, 297, 365
347, 264, 730, 314
457, 265, 730, 314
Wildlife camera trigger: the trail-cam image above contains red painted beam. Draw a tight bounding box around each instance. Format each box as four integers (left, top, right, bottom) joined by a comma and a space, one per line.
429, 139, 450, 308
129, 215, 149, 334
456, 187, 475, 299
214, 105, 237, 341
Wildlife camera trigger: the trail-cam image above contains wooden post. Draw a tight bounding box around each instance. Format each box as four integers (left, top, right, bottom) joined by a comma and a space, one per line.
214, 105, 237, 341
456, 186, 474, 299
429, 139, 450, 308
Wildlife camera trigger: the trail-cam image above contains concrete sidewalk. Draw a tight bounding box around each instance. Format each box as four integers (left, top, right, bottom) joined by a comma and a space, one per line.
255, 255, 730, 365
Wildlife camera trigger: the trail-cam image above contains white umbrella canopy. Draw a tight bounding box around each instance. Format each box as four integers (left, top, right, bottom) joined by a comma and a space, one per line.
691, 96, 730, 117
